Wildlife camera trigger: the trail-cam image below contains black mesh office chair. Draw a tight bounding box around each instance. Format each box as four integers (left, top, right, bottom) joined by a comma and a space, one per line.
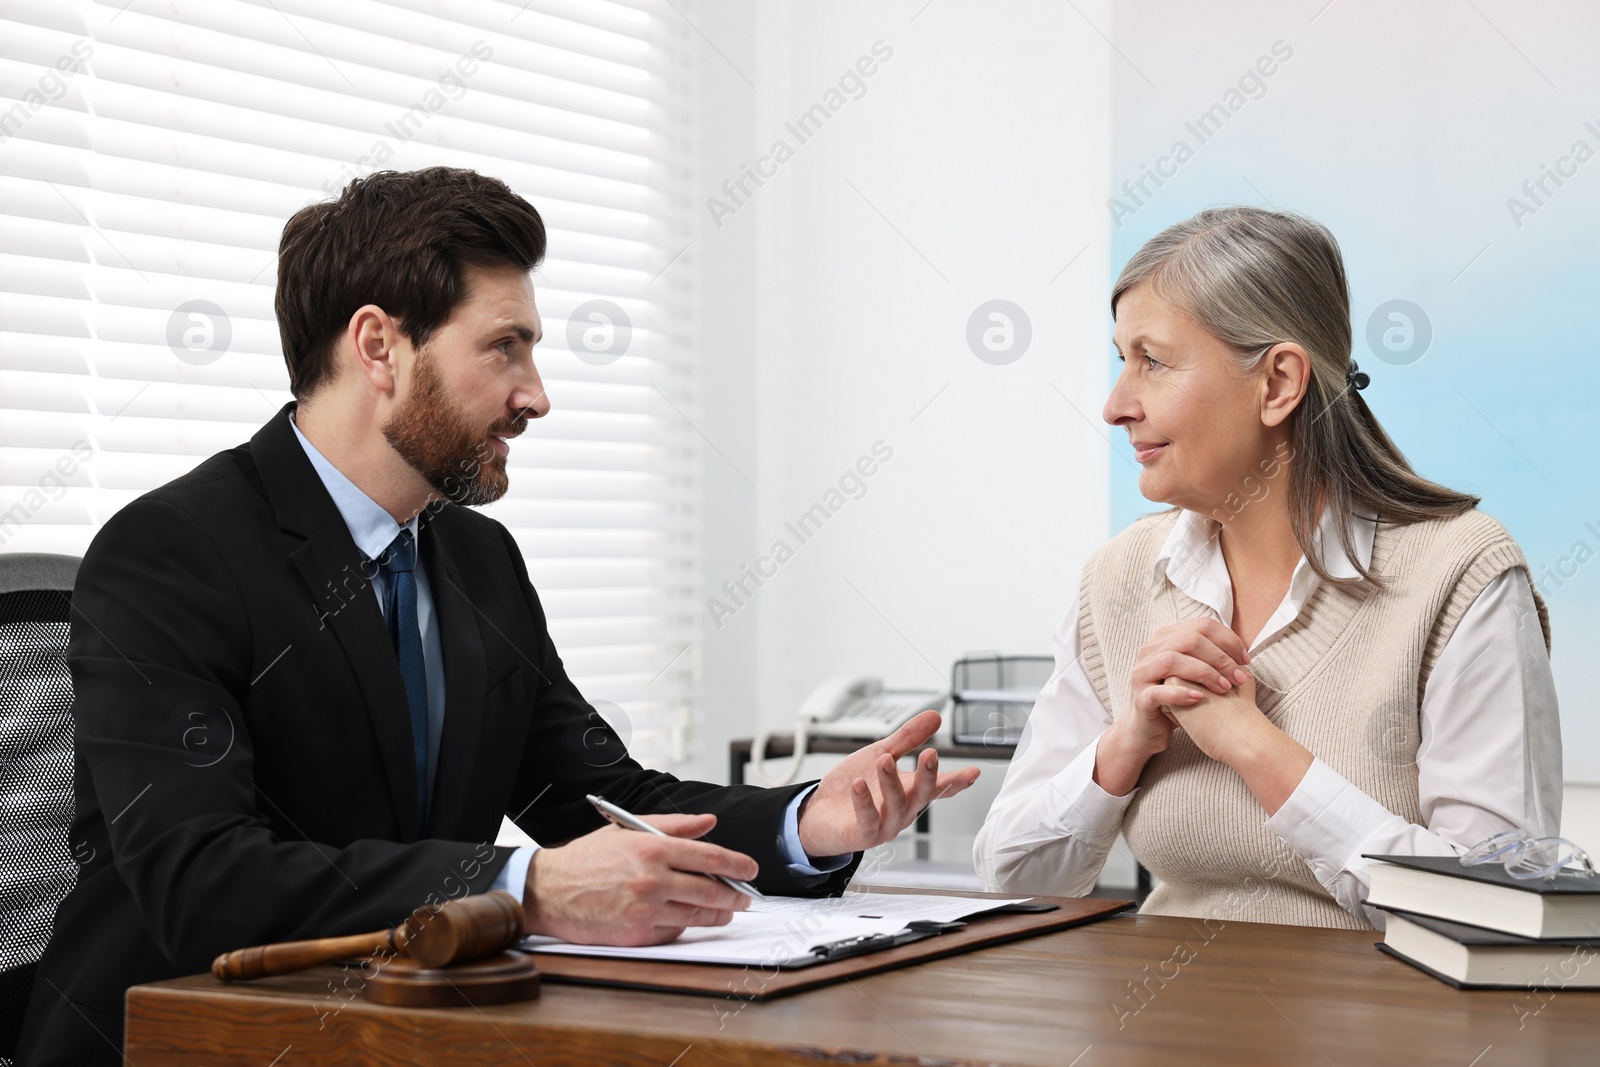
0, 554, 80, 1066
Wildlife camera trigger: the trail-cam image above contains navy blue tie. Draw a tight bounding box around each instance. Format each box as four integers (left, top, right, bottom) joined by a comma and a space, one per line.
376, 528, 429, 829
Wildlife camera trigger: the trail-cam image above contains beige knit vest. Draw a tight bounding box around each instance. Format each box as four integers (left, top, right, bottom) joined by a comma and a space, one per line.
1079, 508, 1550, 929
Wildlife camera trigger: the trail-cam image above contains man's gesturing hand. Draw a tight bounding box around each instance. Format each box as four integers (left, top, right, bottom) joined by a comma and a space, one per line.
522, 812, 757, 947
796, 710, 981, 858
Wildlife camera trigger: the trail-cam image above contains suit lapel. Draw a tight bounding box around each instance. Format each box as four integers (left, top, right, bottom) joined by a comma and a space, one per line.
251, 403, 424, 841
417, 507, 489, 838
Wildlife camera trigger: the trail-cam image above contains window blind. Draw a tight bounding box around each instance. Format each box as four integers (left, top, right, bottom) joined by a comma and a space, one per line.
0, 0, 700, 768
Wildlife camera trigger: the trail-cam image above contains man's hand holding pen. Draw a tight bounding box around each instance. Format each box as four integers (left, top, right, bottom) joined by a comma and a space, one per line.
521, 710, 980, 947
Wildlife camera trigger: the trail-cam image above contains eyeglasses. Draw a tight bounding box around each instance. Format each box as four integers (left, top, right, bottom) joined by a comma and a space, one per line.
1461, 830, 1597, 881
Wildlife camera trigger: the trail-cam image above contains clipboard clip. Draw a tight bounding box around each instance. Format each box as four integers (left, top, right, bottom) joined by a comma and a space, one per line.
809, 932, 899, 961
809, 920, 967, 962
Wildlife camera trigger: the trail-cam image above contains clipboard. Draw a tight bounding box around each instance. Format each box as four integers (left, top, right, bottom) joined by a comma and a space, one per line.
527, 892, 1134, 1000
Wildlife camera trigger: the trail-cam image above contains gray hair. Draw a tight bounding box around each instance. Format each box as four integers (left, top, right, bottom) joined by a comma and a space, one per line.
1111, 206, 1476, 587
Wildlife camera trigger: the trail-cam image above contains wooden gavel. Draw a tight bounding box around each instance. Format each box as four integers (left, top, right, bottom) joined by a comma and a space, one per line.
213, 890, 525, 981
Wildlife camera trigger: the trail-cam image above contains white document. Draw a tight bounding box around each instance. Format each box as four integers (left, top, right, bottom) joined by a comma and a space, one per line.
518, 891, 1031, 967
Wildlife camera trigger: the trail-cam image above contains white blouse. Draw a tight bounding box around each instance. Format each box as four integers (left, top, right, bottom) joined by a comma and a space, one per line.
974, 506, 1563, 928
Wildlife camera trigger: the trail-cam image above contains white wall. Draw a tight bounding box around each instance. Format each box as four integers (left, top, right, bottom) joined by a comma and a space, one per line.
1564, 784, 1600, 857
688, 0, 1114, 853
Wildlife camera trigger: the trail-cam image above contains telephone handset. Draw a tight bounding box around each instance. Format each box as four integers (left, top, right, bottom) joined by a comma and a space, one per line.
801, 676, 946, 738
749, 674, 949, 787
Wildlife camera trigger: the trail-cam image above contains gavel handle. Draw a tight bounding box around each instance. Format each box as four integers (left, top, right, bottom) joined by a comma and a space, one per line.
213, 927, 401, 981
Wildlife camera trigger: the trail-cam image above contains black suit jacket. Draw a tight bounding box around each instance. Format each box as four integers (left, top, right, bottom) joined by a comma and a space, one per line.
18, 403, 856, 1065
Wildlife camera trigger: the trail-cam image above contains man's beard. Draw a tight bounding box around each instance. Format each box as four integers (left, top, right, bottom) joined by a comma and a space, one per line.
381, 348, 525, 507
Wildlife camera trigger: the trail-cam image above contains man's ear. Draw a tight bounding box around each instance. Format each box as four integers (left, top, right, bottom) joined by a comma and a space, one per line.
348, 304, 403, 394
1258, 342, 1310, 429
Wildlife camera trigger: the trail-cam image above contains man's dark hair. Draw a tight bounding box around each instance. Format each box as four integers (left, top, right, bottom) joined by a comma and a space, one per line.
275, 167, 546, 399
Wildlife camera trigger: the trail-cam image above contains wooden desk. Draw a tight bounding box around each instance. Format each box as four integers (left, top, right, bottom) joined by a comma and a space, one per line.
125, 908, 1600, 1066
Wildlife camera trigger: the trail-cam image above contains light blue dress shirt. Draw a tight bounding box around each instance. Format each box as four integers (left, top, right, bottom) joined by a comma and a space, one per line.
289, 412, 447, 799
286, 412, 849, 902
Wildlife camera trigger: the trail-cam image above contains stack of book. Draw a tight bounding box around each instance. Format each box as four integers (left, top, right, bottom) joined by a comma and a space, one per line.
1363, 854, 1600, 988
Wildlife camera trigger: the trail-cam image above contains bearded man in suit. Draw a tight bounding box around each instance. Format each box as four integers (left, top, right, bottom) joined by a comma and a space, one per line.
18, 166, 978, 1065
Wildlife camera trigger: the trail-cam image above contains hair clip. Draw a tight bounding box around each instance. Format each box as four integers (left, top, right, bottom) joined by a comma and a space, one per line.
1346, 358, 1370, 394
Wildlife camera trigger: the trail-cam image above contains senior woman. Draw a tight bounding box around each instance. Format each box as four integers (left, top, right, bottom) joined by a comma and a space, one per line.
975, 206, 1561, 929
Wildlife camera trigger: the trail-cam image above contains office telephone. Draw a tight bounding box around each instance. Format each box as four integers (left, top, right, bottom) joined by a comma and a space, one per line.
748, 675, 949, 787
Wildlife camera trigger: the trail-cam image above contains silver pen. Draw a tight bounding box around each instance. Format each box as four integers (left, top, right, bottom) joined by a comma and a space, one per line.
585, 793, 766, 901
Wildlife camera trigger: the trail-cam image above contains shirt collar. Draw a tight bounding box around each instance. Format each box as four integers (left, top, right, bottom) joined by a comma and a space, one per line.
288, 408, 419, 563
1150, 500, 1377, 643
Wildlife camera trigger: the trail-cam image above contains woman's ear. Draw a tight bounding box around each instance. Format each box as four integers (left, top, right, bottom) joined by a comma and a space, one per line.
1259, 342, 1310, 429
